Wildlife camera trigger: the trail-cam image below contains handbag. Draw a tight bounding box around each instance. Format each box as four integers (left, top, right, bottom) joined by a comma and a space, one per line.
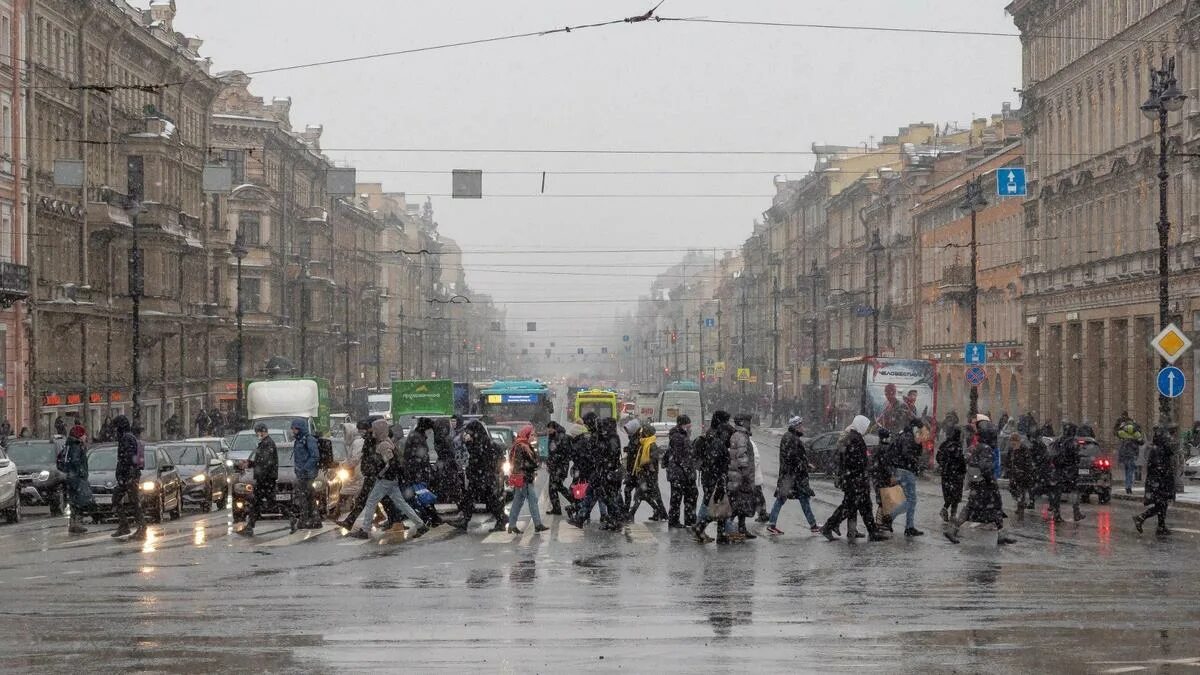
412, 482, 437, 507
708, 492, 733, 520
571, 481, 589, 501
880, 484, 905, 515
507, 473, 526, 489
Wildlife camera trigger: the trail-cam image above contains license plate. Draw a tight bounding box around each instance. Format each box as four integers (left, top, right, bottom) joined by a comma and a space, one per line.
94, 494, 111, 505
1078, 469, 1090, 475
275, 493, 291, 502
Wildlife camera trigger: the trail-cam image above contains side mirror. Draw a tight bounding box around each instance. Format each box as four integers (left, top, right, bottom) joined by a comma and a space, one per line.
0, 458, 9, 468
159, 464, 175, 474
208, 458, 223, 468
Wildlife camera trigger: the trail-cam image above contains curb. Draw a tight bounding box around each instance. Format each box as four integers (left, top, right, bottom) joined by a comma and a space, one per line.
1111, 489, 1200, 511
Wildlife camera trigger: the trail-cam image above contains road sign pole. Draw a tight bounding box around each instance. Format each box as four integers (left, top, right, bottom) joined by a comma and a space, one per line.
964, 176, 985, 420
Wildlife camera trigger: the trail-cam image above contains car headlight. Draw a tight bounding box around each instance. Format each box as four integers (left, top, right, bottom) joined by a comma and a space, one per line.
336, 468, 350, 482
36, 470, 50, 481
502, 461, 512, 476
225, 459, 234, 467
311, 480, 324, 490
192, 474, 208, 484
140, 480, 157, 492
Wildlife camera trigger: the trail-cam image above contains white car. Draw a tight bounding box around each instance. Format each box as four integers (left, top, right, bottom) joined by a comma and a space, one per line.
0, 444, 21, 523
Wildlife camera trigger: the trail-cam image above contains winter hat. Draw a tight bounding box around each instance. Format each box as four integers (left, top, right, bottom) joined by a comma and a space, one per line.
623, 418, 642, 436
68, 425, 86, 439
787, 416, 803, 429
676, 414, 691, 427
848, 415, 870, 435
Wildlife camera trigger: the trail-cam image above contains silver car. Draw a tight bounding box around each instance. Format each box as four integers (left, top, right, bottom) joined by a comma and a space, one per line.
0, 445, 18, 523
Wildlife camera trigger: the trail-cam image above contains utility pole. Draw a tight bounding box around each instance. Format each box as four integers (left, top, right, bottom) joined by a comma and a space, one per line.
298, 260, 310, 376
697, 310, 704, 398
740, 279, 747, 396
717, 302, 724, 398
343, 289, 352, 407
671, 324, 679, 379
398, 307, 405, 379
127, 199, 143, 429
810, 260, 823, 427
963, 177, 987, 420
684, 318, 690, 380
868, 230, 884, 356
374, 293, 383, 390
772, 274, 780, 410
232, 232, 247, 425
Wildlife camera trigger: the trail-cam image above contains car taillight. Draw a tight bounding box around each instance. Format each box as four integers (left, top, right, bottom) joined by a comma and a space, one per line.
1094, 458, 1111, 470
1077, 439, 1087, 445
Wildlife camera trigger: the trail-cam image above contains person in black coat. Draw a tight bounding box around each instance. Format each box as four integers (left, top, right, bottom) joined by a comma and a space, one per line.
1007, 431, 1041, 519
692, 410, 733, 543
820, 415, 886, 542
1134, 426, 1177, 536
945, 423, 1016, 545
110, 415, 146, 540
936, 425, 966, 522
665, 415, 698, 528
766, 416, 818, 535
544, 421, 574, 516
238, 422, 279, 536
1048, 422, 1085, 523
453, 420, 506, 532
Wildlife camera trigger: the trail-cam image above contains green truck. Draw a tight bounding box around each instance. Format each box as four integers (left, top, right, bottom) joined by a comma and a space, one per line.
391, 379, 454, 428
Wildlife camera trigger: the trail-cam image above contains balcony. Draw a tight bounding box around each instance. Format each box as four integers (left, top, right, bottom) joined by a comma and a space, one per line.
0, 261, 31, 307
938, 264, 972, 302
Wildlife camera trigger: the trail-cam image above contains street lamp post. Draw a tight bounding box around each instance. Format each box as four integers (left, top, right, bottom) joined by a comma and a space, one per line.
810, 260, 823, 426
739, 277, 748, 396
374, 291, 384, 390
962, 176, 988, 420
232, 232, 248, 424
398, 307, 405, 379
771, 274, 780, 410
298, 260, 310, 376
868, 230, 884, 356
1142, 55, 1187, 427
342, 288, 353, 407
127, 199, 144, 428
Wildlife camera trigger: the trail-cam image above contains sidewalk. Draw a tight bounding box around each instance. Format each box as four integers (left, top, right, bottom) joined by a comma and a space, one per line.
1111, 485, 1200, 509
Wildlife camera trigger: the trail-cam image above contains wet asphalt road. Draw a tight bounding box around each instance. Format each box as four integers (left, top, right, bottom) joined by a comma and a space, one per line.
3, 432, 1200, 674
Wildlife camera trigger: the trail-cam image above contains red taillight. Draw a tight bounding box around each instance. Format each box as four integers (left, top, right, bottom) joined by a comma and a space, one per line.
1077, 439, 1087, 445
1094, 458, 1111, 470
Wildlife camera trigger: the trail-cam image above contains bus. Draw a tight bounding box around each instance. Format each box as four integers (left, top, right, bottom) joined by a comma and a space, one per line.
831, 357, 938, 434
572, 389, 619, 422
479, 380, 554, 458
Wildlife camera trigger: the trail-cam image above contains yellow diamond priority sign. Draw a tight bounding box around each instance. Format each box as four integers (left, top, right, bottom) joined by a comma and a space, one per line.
1151, 323, 1192, 364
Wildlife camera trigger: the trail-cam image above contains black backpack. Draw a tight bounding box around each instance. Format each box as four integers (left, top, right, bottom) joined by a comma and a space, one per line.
317, 437, 335, 469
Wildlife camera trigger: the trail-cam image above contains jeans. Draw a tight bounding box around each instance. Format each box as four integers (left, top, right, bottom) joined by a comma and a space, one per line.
356, 479, 425, 532
1122, 459, 1138, 491
890, 468, 917, 530
768, 494, 817, 528
508, 483, 544, 529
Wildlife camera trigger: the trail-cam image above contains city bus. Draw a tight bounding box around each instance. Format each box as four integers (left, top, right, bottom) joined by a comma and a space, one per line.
478, 380, 554, 458
831, 357, 938, 434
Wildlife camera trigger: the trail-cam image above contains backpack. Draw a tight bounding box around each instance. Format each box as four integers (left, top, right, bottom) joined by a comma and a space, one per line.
56, 442, 68, 472
317, 437, 334, 469
134, 438, 146, 470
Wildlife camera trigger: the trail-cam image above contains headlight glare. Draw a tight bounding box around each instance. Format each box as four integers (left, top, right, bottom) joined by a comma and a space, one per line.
502, 461, 512, 475
36, 470, 50, 481
140, 480, 157, 492
336, 468, 350, 482
192, 474, 207, 483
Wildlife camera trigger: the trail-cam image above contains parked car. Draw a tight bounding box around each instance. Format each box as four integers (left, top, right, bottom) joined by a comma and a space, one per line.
86, 444, 183, 524
182, 436, 232, 461
0, 444, 19, 523
8, 438, 66, 515
1185, 454, 1200, 482
230, 443, 343, 523
159, 441, 233, 511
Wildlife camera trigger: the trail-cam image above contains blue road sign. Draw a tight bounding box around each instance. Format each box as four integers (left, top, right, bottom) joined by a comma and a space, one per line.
622, 335, 630, 342
965, 366, 987, 386
1157, 366, 1186, 398
704, 318, 716, 328
853, 305, 876, 318
998, 167, 1026, 197
964, 342, 988, 365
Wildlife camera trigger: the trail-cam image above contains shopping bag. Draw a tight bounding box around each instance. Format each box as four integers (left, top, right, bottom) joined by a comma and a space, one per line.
507, 474, 526, 489
708, 493, 733, 520
880, 484, 905, 515
571, 482, 589, 501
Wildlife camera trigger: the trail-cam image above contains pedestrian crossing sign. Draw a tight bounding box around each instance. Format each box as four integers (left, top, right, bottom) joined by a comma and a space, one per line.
736, 368, 751, 381
1151, 323, 1192, 364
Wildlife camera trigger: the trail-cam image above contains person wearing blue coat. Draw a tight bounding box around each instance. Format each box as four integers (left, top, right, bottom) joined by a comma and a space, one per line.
290, 418, 320, 531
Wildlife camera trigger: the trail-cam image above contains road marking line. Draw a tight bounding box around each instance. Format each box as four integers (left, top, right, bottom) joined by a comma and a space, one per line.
257, 524, 337, 547
22, 575, 46, 580
555, 524, 583, 543
483, 530, 517, 544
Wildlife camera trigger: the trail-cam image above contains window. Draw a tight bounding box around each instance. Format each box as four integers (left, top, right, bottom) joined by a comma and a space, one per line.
224, 149, 244, 185
0, 202, 12, 263
0, 93, 11, 174
1, 15, 10, 58
238, 212, 261, 245
127, 155, 144, 202
241, 277, 262, 313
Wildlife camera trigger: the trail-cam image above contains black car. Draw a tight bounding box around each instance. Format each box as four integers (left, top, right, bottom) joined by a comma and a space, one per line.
159, 441, 233, 511
86, 444, 184, 523
801, 431, 882, 477
230, 446, 343, 523
8, 438, 66, 515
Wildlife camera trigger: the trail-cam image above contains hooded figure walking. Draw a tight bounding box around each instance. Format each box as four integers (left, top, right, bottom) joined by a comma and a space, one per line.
936, 425, 966, 522
945, 422, 1016, 545
289, 418, 320, 532
62, 425, 93, 534
110, 415, 147, 540
665, 414, 698, 528
1134, 426, 1177, 536
454, 419, 507, 532
820, 415, 886, 543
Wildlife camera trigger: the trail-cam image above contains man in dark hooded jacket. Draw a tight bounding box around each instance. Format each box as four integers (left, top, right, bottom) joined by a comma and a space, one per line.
110, 414, 147, 540
289, 418, 320, 532
238, 422, 278, 536
665, 415, 698, 528
945, 422, 1016, 546
1048, 422, 1085, 523
820, 415, 886, 543
454, 419, 506, 532
692, 410, 733, 543
1134, 426, 1177, 536
544, 421, 574, 515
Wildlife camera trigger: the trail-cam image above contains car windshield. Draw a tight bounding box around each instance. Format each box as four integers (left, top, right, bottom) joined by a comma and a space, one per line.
578, 403, 614, 420
368, 400, 390, 413
5, 441, 57, 467
87, 446, 154, 471
230, 431, 288, 453
277, 448, 294, 468
161, 445, 206, 465
331, 438, 346, 461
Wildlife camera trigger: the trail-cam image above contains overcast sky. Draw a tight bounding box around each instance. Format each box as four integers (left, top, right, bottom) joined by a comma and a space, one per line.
165, 0, 1021, 352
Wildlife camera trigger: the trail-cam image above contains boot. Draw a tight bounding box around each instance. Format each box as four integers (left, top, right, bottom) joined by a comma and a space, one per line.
1072, 506, 1086, 522
1156, 522, 1172, 536
491, 520, 506, 533
820, 525, 839, 542
939, 507, 949, 523
944, 526, 961, 544
68, 519, 88, 535
1133, 514, 1145, 534
693, 523, 713, 543
997, 532, 1018, 545
867, 530, 889, 542
845, 522, 860, 543
129, 526, 148, 541
546, 507, 562, 516
111, 525, 131, 538
236, 525, 254, 537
